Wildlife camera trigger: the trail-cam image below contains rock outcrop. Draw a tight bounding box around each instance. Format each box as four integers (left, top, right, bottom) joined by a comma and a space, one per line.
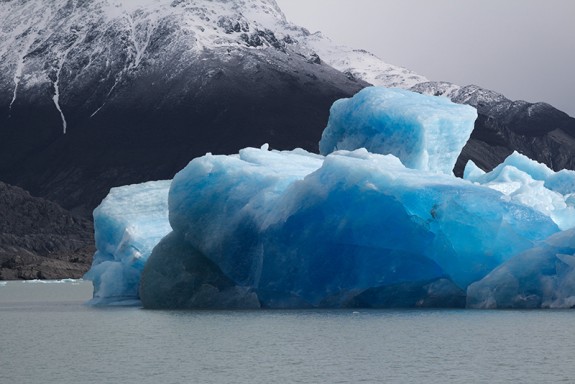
0, 182, 93, 279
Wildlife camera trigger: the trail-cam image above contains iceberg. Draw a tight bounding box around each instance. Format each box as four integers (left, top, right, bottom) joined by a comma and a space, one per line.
84, 180, 171, 305
319, 87, 477, 175
84, 86, 571, 309
463, 153, 575, 308
139, 231, 261, 309
140, 146, 557, 308
464, 152, 575, 230
467, 228, 575, 309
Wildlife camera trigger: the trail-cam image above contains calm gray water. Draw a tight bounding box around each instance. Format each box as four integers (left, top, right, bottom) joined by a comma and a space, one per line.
1, 280, 574, 384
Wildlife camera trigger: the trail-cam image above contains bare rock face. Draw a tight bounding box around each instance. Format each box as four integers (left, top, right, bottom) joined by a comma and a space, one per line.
0, 182, 94, 280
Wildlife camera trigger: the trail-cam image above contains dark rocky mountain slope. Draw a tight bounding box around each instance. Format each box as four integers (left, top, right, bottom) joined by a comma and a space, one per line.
0, 0, 366, 216
0, 0, 366, 279
0, 181, 93, 279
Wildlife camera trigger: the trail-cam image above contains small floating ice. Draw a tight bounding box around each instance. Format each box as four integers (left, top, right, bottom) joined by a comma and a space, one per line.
22, 279, 82, 284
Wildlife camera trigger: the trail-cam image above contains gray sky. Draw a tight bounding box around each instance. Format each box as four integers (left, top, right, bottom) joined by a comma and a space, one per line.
276, 0, 575, 117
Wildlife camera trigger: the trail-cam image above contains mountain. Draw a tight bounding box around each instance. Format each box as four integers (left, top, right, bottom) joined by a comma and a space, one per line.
4, 0, 570, 216
301, 32, 429, 89
0, 0, 373, 216
1, 0, 574, 280
0, 181, 93, 279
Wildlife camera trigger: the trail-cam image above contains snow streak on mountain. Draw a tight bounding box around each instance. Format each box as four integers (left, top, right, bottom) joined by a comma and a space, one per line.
0, 0, 418, 134
0, 0, 365, 213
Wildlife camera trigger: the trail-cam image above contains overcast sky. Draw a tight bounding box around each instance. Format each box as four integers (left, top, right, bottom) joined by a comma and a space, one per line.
275, 0, 575, 117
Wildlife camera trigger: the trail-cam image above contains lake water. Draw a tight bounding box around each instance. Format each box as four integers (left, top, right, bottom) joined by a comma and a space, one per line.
1, 280, 574, 384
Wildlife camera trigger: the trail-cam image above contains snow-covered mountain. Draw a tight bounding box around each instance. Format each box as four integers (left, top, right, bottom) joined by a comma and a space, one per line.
303, 33, 428, 88
0, 0, 367, 214
1, 0, 574, 281
0, 0, 574, 216
0, 0, 416, 134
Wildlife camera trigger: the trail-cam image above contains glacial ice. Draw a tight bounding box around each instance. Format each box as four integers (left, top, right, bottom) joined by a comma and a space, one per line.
467, 228, 575, 309
319, 87, 477, 175
138, 145, 558, 308
84, 86, 573, 309
462, 154, 575, 308
84, 180, 171, 305
464, 152, 575, 230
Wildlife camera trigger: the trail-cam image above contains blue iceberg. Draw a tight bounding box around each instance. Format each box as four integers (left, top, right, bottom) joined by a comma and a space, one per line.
84, 87, 569, 308
467, 228, 575, 309
84, 180, 171, 305
464, 152, 575, 230
462, 153, 575, 308
140, 146, 556, 308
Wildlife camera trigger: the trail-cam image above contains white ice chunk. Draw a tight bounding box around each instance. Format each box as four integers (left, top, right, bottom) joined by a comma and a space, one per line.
464, 151, 575, 230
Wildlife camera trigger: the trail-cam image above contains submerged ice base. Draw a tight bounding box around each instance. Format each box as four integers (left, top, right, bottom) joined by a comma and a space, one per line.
468, 228, 575, 309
